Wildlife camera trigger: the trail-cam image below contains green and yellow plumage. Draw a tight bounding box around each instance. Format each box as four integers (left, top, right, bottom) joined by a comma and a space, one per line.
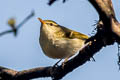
38, 18, 89, 63
59, 26, 89, 39
42, 20, 89, 39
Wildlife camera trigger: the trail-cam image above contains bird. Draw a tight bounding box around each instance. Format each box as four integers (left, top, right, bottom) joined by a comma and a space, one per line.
38, 18, 89, 66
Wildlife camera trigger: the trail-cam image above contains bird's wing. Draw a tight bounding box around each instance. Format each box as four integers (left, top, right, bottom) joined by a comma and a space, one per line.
60, 26, 89, 40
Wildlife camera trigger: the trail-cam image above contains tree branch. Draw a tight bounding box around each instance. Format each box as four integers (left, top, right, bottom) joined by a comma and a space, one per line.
0, 37, 104, 80
48, 0, 67, 5
0, 10, 35, 37
88, 0, 120, 43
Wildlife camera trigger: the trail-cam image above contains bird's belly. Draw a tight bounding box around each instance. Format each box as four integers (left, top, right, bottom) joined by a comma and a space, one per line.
40, 37, 84, 59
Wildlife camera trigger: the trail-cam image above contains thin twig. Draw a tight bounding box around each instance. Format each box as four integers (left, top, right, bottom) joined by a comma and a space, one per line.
0, 10, 35, 37
48, 0, 67, 5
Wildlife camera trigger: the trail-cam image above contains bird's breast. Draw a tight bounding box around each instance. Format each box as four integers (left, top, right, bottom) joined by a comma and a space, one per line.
40, 30, 85, 59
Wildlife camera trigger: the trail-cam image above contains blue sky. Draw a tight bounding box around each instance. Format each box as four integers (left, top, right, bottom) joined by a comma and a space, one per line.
0, 0, 120, 80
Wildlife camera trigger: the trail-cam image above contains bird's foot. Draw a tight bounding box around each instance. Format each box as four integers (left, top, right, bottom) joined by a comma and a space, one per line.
53, 59, 62, 68
91, 57, 95, 62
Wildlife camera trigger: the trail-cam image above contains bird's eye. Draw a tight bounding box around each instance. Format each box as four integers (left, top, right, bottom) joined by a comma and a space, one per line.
49, 23, 53, 26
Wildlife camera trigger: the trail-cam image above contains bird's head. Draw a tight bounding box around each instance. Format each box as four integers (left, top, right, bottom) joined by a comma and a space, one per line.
38, 18, 65, 38
38, 17, 59, 28
38, 18, 64, 34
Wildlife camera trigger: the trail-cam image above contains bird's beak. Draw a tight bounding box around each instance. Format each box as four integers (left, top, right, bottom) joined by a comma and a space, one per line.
38, 18, 45, 24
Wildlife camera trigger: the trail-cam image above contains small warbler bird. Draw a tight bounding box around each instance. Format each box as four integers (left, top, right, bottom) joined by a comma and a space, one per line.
38, 18, 89, 65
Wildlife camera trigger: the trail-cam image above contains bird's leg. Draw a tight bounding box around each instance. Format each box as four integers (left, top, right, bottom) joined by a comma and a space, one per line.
53, 59, 62, 68
69, 31, 73, 37
88, 41, 96, 62
62, 57, 69, 68
51, 59, 63, 78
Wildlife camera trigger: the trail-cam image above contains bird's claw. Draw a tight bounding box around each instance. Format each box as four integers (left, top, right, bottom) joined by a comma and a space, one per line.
62, 62, 66, 69
53, 59, 62, 68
